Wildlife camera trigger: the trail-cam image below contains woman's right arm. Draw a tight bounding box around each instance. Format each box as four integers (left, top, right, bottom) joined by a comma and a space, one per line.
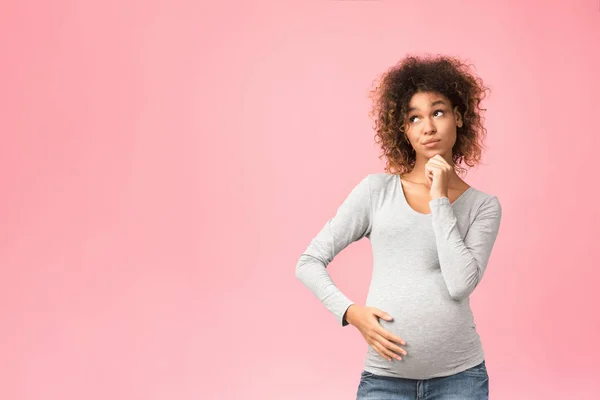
295, 174, 373, 327
295, 174, 409, 361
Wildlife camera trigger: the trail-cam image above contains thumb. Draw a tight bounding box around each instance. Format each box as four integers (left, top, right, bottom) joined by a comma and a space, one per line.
373, 308, 393, 321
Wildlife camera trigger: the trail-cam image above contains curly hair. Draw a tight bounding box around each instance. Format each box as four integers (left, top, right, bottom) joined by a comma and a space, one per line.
368, 53, 491, 177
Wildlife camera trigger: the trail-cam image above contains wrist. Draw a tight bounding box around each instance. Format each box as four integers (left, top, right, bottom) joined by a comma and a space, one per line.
344, 304, 357, 325
430, 193, 448, 201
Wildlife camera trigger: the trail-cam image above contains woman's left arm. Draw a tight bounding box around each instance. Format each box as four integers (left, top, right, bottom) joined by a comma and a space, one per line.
429, 195, 502, 301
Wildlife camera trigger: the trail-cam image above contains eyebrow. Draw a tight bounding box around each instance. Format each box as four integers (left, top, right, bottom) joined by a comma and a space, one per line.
408, 100, 447, 113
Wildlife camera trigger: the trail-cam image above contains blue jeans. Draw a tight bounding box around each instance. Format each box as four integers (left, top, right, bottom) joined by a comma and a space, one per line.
356, 360, 489, 400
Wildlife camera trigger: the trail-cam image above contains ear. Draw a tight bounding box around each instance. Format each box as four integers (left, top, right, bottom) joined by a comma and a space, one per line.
454, 106, 463, 128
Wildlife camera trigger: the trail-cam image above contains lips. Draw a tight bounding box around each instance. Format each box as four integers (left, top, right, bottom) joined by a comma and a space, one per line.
422, 140, 440, 145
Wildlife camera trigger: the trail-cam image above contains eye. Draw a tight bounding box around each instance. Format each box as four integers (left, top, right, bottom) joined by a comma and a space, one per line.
408, 110, 444, 123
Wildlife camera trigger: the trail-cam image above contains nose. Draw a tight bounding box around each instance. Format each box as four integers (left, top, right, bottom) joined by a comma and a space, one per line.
423, 117, 436, 135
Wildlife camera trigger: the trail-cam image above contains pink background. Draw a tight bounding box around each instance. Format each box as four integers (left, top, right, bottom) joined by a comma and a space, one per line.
2, 0, 599, 399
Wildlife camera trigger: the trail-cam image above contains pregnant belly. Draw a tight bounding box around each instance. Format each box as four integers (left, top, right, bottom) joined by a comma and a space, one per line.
378, 302, 474, 354
364, 283, 480, 376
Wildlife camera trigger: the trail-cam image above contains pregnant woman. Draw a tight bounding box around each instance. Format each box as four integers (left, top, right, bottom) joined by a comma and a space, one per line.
295, 54, 502, 400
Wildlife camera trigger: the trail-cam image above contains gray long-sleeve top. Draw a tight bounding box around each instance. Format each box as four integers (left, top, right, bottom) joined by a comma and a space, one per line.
295, 173, 502, 379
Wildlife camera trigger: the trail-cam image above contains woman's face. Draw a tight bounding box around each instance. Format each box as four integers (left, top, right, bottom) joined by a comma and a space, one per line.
403, 91, 463, 158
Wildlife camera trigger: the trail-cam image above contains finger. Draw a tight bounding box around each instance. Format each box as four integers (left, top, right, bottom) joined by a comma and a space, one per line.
371, 341, 390, 361
425, 162, 442, 170
371, 308, 393, 322
427, 159, 452, 170
425, 168, 435, 181
427, 154, 443, 161
376, 327, 406, 346
428, 154, 447, 163
372, 341, 400, 361
382, 338, 408, 357
376, 331, 408, 356
436, 155, 450, 165
425, 166, 443, 177
426, 159, 445, 167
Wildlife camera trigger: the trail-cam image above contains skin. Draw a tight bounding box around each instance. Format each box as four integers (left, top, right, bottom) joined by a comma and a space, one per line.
345, 91, 472, 362
401, 91, 470, 207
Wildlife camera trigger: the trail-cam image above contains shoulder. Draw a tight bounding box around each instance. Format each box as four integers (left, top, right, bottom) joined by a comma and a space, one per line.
467, 186, 502, 217
362, 172, 398, 190
344, 173, 396, 203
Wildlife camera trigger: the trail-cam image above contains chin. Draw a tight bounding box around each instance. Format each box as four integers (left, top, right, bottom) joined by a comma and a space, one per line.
426, 147, 447, 154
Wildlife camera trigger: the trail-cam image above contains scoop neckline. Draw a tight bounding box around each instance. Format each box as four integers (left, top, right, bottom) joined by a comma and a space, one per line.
397, 174, 473, 217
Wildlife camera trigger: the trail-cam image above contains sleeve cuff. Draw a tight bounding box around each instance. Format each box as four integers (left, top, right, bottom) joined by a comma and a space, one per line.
429, 196, 451, 208
342, 302, 355, 327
